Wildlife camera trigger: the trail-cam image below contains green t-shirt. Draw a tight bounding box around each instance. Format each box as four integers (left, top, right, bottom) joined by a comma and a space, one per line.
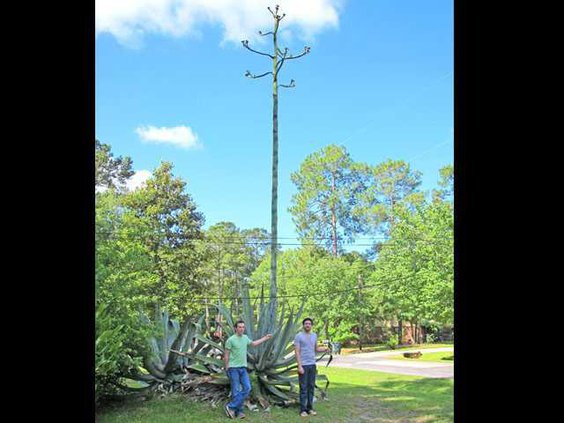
225, 334, 252, 368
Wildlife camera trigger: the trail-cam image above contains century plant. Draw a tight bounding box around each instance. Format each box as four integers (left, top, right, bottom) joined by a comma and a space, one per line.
127, 291, 332, 408
190, 285, 332, 409
242, 4, 311, 323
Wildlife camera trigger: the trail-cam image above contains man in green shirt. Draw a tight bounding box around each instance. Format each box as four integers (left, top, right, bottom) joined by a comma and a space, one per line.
224, 320, 272, 419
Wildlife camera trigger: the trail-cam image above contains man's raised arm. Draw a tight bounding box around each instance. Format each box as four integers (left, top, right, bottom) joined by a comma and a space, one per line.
250, 334, 272, 347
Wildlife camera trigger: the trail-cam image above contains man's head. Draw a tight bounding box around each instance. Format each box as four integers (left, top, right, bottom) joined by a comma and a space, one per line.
234, 320, 246, 335
302, 318, 313, 332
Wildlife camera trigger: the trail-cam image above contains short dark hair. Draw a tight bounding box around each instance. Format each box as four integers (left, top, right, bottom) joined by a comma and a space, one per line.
234, 320, 245, 328
302, 318, 313, 325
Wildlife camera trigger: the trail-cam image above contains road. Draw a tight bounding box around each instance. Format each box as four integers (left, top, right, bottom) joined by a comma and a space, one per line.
318, 347, 454, 378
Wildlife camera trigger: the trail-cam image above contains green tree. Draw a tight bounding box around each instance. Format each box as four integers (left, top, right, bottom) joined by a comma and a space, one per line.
433, 164, 454, 202
289, 144, 365, 256
250, 247, 376, 342
95, 139, 134, 192
199, 222, 270, 327
306, 255, 375, 340
370, 195, 454, 339
240, 227, 271, 275
202, 222, 248, 300
122, 162, 206, 318
357, 159, 423, 237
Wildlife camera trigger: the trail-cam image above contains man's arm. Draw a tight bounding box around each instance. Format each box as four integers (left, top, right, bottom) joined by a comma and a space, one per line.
294, 344, 304, 375
315, 344, 330, 353
250, 334, 272, 347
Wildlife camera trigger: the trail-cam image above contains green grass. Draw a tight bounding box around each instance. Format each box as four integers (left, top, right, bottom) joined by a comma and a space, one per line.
341, 343, 454, 355
389, 351, 454, 363
97, 367, 453, 423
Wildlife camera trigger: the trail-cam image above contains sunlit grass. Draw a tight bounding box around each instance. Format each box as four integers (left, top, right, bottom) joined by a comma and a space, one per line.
97, 367, 453, 423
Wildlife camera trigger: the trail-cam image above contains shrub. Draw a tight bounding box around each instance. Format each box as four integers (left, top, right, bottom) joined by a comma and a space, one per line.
328, 322, 359, 345
95, 303, 147, 404
386, 333, 399, 350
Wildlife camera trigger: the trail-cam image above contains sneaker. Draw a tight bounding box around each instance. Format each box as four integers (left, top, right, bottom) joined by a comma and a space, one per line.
308, 410, 317, 416
239, 412, 246, 419
224, 405, 235, 419
300, 411, 308, 417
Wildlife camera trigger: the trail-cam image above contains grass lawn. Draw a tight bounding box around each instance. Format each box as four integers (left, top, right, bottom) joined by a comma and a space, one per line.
96, 367, 453, 423
341, 343, 454, 355
389, 351, 454, 363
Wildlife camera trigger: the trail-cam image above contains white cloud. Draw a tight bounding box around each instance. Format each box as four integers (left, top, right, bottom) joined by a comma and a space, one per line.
95, 0, 343, 47
126, 170, 153, 192
136, 125, 201, 149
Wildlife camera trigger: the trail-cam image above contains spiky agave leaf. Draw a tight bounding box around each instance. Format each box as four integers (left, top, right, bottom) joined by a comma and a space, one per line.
158, 306, 170, 365
164, 315, 199, 373
213, 302, 235, 338
241, 284, 255, 340
132, 309, 208, 389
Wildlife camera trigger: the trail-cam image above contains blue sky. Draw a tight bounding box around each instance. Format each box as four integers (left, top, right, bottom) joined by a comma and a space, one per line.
95, 0, 453, 248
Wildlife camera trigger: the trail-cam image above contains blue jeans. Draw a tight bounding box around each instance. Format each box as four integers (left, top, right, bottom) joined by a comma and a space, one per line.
299, 364, 317, 413
227, 367, 251, 415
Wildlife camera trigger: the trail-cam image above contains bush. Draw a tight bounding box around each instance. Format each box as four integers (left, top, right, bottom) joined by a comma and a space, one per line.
425, 333, 437, 343
333, 332, 359, 345
386, 333, 399, 350
95, 303, 147, 404
421, 321, 443, 343
328, 322, 359, 345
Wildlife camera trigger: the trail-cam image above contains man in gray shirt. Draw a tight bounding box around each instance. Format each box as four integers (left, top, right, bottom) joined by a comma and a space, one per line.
293, 317, 329, 417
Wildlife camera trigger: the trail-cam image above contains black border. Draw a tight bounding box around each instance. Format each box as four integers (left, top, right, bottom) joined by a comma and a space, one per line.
22, 0, 524, 419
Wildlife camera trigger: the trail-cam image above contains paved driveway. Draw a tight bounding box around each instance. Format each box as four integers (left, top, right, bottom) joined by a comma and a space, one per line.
318, 347, 454, 378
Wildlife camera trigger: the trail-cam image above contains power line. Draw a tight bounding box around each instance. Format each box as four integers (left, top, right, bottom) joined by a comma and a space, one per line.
94, 230, 452, 247
200, 235, 416, 240
186, 273, 419, 303
94, 230, 448, 241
